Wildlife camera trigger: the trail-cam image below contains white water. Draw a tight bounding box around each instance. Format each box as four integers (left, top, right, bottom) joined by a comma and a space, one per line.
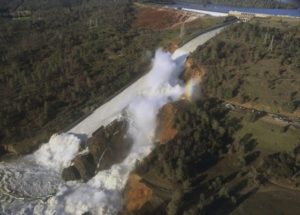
0, 49, 188, 215
0, 24, 229, 214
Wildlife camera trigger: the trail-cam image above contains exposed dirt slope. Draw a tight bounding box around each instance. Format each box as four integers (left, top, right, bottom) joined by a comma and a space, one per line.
156, 103, 178, 144
135, 6, 198, 31
123, 60, 207, 212
123, 174, 153, 212
184, 58, 205, 82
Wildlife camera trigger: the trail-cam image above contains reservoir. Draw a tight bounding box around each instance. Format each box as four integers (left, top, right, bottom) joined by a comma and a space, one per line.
171, 1, 300, 17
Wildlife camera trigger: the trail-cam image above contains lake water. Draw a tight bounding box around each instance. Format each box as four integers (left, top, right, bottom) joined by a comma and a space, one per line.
172, 1, 300, 17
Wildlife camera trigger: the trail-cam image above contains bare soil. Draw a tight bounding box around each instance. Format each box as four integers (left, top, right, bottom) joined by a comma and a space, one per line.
135, 6, 198, 31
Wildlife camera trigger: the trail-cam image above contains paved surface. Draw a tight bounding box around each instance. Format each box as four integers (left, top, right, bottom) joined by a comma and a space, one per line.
69, 24, 231, 137
172, 25, 228, 59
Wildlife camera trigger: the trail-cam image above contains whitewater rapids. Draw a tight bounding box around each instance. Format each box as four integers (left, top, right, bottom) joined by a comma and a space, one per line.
0, 22, 231, 214
0, 49, 192, 215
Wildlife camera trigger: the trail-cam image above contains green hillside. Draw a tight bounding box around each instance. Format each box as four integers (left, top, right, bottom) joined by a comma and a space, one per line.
0, 0, 225, 158
192, 17, 300, 116
125, 17, 300, 215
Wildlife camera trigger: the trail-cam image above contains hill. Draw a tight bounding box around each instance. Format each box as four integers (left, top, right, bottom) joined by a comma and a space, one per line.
0, 1, 226, 158
124, 98, 300, 214
123, 17, 300, 215
192, 17, 300, 117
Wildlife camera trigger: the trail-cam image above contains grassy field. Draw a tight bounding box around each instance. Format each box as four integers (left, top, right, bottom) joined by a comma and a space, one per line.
125, 98, 300, 214
192, 17, 300, 117
232, 186, 300, 215
253, 16, 300, 29
230, 111, 300, 154
125, 16, 300, 215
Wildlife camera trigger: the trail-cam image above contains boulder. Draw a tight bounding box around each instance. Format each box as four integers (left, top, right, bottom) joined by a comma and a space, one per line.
88, 120, 133, 171
73, 153, 96, 182
62, 166, 81, 181
62, 119, 133, 182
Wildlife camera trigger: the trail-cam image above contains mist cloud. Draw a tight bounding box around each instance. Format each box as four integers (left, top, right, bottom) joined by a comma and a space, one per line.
0, 48, 194, 215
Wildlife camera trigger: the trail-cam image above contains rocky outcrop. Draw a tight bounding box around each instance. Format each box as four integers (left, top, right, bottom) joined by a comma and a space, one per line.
62, 120, 133, 182
62, 166, 81, 181
88, 120, 132, 171
73, 153, 96, 181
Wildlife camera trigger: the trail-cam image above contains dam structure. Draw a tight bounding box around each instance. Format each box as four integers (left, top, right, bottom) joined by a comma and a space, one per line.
69, 23, 232, 138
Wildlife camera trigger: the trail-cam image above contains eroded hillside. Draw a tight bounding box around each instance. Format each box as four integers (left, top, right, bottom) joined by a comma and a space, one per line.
0, 1, 225, 159
123, 17, 300, 215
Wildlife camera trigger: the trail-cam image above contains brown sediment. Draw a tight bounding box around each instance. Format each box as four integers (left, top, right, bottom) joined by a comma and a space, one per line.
135, 6, 197, 31
123, 173, 153, 212
123, 57, 207, 213
183, 58, 206, 83
157, 103, 178, 144
169, 41, 179, 53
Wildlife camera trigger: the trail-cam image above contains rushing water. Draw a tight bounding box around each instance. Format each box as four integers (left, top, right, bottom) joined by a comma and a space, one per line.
0, 49, 189, 215
0, 2, 298, 213
172, 1, 300, 17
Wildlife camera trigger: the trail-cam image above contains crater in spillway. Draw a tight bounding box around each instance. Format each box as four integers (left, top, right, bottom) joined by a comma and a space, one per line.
0, 49, 191, 215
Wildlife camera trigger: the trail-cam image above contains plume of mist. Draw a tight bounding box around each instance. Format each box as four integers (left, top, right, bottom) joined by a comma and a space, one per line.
0, 49, 197, 215
44, 49, 188, 215
33, 133, 81, 172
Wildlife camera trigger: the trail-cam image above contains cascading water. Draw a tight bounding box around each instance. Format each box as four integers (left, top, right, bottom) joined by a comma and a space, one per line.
0, 49, 194, 215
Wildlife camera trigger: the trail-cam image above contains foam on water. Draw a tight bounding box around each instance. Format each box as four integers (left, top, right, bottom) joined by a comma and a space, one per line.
34, 133, 82, 172
0, 49, 192, 214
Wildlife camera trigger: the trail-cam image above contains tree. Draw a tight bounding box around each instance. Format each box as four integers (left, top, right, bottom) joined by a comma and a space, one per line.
167, 188, 183, 215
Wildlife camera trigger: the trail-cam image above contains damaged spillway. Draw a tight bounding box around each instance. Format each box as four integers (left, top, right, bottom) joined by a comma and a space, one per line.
0, 49, 190, 215
0, 24, 230, 214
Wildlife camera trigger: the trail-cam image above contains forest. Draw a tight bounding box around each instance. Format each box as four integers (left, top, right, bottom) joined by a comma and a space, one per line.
192, 18, 300, 115
127, 98, 300, 214
124, 17, 300, 215
0, 0, 228, 158
0, 0, 181, 156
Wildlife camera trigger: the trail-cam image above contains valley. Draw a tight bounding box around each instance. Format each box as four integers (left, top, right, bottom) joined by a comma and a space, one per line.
0, 0, 299, 214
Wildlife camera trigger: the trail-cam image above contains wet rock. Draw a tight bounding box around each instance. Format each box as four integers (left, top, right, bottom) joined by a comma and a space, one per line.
88, 127, 107, 168
88, 120, 133, 171
73, 153, 95, 182
62, 166, 81, 181
62, 120, 133, 182
0, 145, 6, 156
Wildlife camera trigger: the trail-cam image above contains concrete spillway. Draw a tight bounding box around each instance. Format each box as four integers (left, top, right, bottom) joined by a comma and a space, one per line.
69, 24, 231, 137
0, 22, 234, 215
